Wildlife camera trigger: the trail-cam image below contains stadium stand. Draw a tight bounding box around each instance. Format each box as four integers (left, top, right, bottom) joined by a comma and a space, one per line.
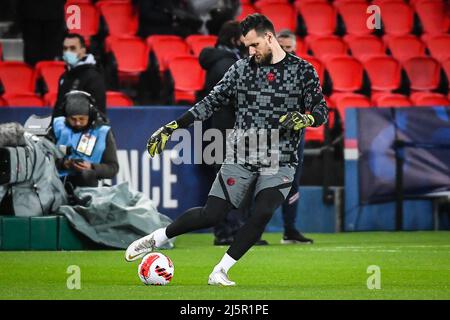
168, 55, 205, 104
97, 1, 138, 37
424, 35, 450, 63
385, 35, 426, 64
147, 35, 191, 73
410, 92, 450, 106
344, 35, 385, 62
414, 0, 450, 36
307, 36, 348, 62
185, 35, 218, 57
0, 61, 35, 94
3, 93, 44, 107
374, 93, 413, 107
363, 55, 401, 94
403, 56, 441, 92
296, 1, 337, 36
258, 2, 297, 32
336, 1, 374, 36
376, 1, 414, 36
325, 55, 364, 94
64, 1, 100, 46
106, 91, 134, 107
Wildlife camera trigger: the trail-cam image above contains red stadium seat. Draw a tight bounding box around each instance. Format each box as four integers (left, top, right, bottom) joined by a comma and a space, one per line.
258, 3, 297, 32
147, 35, 191, 73
296, 1, 337, 36
186, 35, 218, 57
254, 0, 289, 9
302, 55, 325, 85
363, 56, 401, 92
64, 2, 100, 45
66, 0, 92, 3
442, 58, 450, 90
0, 62, 35, 94
236, 4, 258, 21
377, 1, 414, 36
424, 35, 450, 63
411, 92, 450, 106
337, 1, 374, 36
403, 56, 441, 91
106, 91, 133, 107
333, 93, 371, 126
168, 56, 205, 104
326, 56, 364, 93
344, 35, 385, 62
34, 61, 65, 94
305, 126, 324, 143
108, 36, 149, 75
374, 93, 413, 107
307, 36, 348, 62
415, 0, 450, 35
3, 93, 44, 107
385, 35, 426, 64
97, 1, 138, 36
44, 92, 58, 107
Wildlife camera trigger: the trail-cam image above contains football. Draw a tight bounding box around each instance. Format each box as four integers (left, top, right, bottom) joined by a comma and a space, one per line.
138, 252, 174, 285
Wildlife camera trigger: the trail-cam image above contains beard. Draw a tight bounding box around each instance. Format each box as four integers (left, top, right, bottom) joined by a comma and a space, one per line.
255, 50, 273, 66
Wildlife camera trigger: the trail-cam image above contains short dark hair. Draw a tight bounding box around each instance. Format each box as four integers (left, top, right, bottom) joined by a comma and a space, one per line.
216, 21, 242, 48
64, 33, 86, 48
240, 13, 275, 37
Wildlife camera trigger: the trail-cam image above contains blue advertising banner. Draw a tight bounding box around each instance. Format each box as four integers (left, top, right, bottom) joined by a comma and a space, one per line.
358, 107, 450, 204
0, 107, 212, 220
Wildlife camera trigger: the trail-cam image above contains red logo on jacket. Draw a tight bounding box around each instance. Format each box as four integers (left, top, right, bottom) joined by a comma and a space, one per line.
267, 72, 276, 82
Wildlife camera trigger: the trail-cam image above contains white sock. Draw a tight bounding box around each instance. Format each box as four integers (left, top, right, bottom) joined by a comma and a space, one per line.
213, 253, 237, 274
153, 227, 169, 247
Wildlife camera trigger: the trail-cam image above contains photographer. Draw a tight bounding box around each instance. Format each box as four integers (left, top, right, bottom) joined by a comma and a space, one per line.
46, 90, 119, 188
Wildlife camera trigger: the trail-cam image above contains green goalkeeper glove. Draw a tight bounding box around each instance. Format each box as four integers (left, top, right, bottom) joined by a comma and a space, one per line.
279, 112, 315, 131
146, 121, 179, 157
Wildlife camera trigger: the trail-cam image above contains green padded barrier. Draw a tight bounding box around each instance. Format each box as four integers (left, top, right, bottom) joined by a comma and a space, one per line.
1, 217, 30, 250
30, 216, 58, 250
58, 216, 86, 250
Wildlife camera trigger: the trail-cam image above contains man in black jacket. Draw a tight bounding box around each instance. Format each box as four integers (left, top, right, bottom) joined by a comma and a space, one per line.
53, 34, 107, 119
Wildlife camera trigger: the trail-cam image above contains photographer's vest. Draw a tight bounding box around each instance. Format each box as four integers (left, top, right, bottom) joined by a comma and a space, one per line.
53, 117, 110, 177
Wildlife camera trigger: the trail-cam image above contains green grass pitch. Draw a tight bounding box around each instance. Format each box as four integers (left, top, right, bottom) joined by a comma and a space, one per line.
0, 231, 449, 300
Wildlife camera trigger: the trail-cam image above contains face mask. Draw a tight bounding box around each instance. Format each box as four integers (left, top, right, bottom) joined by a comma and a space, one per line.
63, 51, 79, 66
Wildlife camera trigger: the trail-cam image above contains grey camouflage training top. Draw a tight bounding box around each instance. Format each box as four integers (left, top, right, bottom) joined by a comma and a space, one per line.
188, 53, 329, 168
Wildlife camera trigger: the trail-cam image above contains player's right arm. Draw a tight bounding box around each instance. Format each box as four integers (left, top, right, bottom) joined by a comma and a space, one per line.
147, 60, 242, 157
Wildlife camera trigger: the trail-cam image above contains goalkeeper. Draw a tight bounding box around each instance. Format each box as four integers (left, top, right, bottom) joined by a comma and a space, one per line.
126, 14, 328, 286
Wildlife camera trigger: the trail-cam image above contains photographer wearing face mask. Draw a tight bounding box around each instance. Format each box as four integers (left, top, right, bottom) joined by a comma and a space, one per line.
47, 91, 119, 188
52, 34, 107, 120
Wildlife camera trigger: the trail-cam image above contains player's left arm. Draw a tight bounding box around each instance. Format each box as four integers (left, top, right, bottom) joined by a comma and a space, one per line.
279, 62, 328, 131
300, 62, 329, 128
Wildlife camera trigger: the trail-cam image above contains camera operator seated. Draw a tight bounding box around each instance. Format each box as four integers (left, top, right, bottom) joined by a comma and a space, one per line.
47, 90, 119, 188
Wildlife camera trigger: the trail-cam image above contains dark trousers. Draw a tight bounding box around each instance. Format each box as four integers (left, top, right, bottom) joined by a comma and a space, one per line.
167, 189, 285, 260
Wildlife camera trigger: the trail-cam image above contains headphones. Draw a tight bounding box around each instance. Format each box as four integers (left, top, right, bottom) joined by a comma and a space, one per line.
62, 90, 99, 125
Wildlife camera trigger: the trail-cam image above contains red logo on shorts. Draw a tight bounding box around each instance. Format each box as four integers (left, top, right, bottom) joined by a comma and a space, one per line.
227, 178, 236, 186
267, 72, 275, 82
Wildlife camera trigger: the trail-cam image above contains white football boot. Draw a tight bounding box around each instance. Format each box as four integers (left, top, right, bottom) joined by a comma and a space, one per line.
125, 232, 156, 262
208, 268, 236, 286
